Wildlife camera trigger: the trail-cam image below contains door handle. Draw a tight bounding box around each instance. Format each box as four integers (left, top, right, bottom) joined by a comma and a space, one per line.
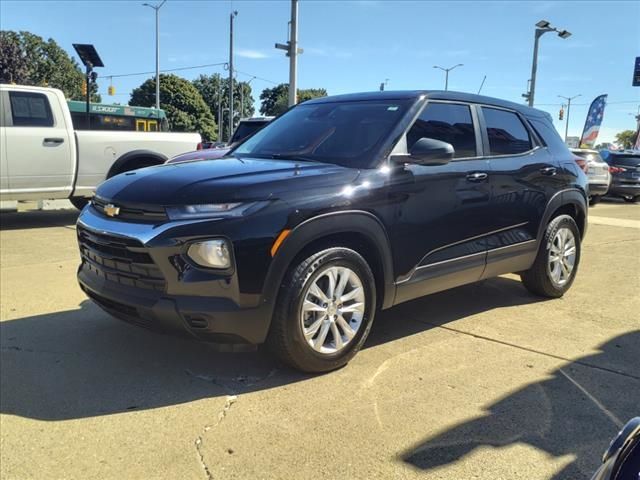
43, 138, 64, 146
540, 166, 557, 176
466, 172, 488, 182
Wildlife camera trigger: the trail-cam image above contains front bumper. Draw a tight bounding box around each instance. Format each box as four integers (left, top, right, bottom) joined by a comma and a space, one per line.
76, 206, 273, 344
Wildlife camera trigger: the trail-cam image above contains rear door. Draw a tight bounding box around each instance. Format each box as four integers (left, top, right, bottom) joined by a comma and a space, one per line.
4, 89, 74, 196
479, 106, 560, 278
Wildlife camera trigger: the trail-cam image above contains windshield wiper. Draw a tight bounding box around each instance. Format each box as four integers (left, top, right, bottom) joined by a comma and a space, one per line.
268, 153, 315, 162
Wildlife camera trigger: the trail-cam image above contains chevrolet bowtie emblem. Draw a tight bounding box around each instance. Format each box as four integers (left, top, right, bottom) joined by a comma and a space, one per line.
104, 204, 120, 217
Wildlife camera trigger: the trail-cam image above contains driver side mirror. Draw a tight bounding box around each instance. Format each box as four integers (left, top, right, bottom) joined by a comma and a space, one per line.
391, 138, 454, 166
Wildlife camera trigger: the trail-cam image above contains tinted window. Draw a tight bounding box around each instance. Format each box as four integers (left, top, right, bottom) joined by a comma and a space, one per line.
482, 107, 532, 155
234, 100, 411, 168
407, 103, 476, 158
573, 151, 604, 163
230, 121, 269, 144
9, 92, 54, 127
608, 154, 640, 168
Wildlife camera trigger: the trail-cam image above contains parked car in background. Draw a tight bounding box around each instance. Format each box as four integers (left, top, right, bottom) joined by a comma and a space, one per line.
77, 90, 587, 372
167, 117, 273, 164
0, 84, 201, 209
600, 150, 640, 203
570, 148, 611, 205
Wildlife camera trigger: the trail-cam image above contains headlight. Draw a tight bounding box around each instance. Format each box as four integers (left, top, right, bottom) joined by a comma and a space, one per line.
187, 239, 232, 269
166, 202, 258, 220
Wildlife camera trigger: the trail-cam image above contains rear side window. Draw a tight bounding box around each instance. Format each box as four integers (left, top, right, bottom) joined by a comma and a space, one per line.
9, 92, 54, 127
482, 107, 532, 155
407, 102, 477, 158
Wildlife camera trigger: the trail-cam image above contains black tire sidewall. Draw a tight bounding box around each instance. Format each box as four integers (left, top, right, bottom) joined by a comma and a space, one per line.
281, 248, 376, 372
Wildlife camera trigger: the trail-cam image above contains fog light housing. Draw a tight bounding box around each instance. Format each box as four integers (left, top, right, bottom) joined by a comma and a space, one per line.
187, 239, 231, 269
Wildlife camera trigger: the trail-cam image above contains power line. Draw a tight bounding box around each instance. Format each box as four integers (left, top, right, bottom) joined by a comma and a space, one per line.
107, 62, 228, 78
536, 100, 639, 106
235, 69, 279, 85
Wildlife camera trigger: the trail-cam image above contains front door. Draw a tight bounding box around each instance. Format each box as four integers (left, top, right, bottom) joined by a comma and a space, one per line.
4, 90, 74, 196
389, 101, 493, 304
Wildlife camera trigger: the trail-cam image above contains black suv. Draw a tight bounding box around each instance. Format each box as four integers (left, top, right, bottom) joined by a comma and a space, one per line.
77, 91, 588, 372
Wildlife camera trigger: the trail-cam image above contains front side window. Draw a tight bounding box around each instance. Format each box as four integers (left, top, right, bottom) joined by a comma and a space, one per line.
9, 92, 54, 127
406, 102, 477, 158
482, 107, 532, 155
233, 99, 411, 168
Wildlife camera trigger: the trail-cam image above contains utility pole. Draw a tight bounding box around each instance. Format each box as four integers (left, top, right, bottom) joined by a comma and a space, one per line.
523, 20, 571, 107
433, 64, 463, 91
558, 94, 581, 142
276, 0, 303, 107
229, 10, 238, 140
217, 86, 222, 141
142, 0, 166, 111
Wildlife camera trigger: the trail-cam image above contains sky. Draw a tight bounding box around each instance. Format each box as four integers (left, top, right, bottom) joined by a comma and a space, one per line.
1, 0, 639, 143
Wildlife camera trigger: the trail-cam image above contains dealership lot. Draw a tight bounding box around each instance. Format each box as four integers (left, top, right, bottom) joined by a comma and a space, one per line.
1, 201, 638, 480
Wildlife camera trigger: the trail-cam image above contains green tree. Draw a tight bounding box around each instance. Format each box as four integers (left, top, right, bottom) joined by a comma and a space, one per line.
130, 74, 217, 141
192, 73, 255, 141
259, 84, 328, 116
615, 130, 637, 149
0, 30, 100, 101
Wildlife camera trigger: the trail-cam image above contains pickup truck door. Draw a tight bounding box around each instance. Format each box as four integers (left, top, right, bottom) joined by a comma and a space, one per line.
390, 101, 492, 304
3, 89, 74, 197
0, 92, 7, 194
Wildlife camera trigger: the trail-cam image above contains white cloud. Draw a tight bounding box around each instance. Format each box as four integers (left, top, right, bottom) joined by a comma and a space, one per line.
236, 49, 270, 59
305, 46, 353, 59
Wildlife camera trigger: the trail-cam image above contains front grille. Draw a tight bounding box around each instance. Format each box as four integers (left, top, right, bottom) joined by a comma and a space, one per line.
77, 224, 166, 292
92, 197, 168, 222
84, 289, 154, 330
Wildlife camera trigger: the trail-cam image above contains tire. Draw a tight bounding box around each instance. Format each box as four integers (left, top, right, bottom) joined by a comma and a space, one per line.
109, 157, 161, 178
267, 247, 377, 373
520, 215, 581, 298
589, 195, 601, 206
69, 197, 89, 210
624, 196, 639, 203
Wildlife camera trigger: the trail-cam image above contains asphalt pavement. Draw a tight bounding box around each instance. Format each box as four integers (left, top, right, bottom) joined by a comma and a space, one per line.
1, 199, 638, 479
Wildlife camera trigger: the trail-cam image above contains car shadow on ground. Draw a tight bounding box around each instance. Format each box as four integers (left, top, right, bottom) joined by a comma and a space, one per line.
1, 276, 546, 422
399, 330, 640, 479
0, 208, 78, 231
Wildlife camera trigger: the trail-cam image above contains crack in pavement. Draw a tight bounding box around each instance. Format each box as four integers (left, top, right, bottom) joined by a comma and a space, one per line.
194, 395, 238, 480
406, 318, 640, 381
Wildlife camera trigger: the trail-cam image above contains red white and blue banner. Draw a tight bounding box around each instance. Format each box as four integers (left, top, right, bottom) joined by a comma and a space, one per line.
579, 94, 607, 148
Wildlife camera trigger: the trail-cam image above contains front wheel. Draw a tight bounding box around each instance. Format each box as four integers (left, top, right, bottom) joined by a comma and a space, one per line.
520, 215, 581, 298
267, 247, 377, 373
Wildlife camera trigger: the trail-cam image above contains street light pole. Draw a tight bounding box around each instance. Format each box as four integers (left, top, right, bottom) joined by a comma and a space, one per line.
142, 0, 166, 111
217, 86, 222, 141
558, 94, 581, 142
229, 10, 238, 141
524, 20, 571, 107
433, 64, 463, 91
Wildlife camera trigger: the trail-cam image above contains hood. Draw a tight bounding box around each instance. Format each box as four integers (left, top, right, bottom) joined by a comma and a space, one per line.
166, 147, 231, 164
96, 156, 360, 206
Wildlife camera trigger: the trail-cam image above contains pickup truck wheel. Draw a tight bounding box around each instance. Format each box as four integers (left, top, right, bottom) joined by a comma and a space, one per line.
109, 157, 162, 177
69, 197, 89, 210
520, 214, 581, 298
267, 247, 376, 373
588, 195, 601, 206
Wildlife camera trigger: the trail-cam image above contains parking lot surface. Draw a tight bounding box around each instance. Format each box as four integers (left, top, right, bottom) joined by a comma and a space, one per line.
1, 200, 639, 480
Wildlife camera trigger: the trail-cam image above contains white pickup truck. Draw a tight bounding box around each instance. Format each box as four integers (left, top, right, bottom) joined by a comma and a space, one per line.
0, 84, 201, 209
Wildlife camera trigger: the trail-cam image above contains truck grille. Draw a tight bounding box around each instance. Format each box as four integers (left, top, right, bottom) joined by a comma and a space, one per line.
77, 224, 166, 292
92, 197, 168, 222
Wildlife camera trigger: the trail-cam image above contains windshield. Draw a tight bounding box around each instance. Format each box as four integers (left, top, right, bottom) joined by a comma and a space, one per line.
233, 99, 411, 168
608, 154, 640, 167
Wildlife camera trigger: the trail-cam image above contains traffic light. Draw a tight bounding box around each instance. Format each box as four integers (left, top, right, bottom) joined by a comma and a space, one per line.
108, 85, 115, 96
81, 80, 87, 96
559, 107, 564, 121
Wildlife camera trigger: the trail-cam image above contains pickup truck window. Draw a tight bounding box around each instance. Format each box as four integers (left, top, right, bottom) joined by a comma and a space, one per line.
482, 107, 532, 156
9, 92, 54, 127
406, 102, 477, 158
233, 100, 411, 168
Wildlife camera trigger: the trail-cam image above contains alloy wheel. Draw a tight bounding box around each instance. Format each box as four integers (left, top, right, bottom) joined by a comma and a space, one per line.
547, 227, 577, 287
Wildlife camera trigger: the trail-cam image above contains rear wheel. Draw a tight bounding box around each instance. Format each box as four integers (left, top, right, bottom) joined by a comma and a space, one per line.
589, 195, 601, 206
624, 196, 639, 203
520, 215, 581, 298
267, 247, 376, 373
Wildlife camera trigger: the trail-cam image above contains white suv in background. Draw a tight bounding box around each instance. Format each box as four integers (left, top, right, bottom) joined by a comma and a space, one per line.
570, 148, 611, 206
